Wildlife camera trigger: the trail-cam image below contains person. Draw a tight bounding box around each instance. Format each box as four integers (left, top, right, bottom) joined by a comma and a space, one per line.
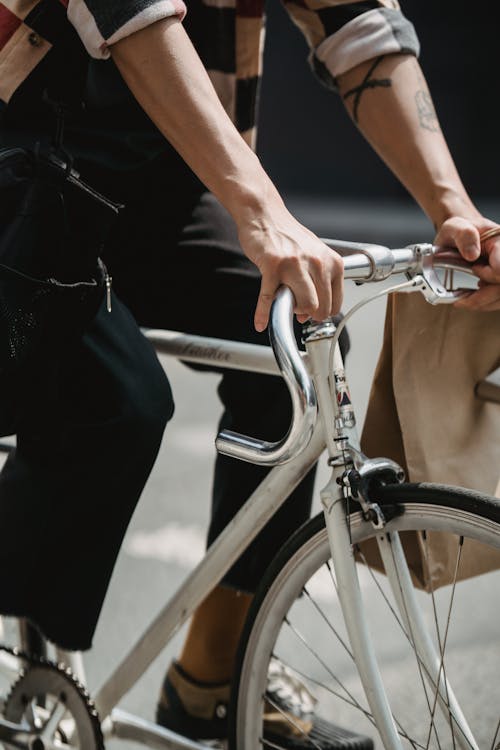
0, 0, 499, 747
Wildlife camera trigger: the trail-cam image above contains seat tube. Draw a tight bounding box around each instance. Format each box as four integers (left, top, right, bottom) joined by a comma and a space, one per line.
305, 322, 403, 750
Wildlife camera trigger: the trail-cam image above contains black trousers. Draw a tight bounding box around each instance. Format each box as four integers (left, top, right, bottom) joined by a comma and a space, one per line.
0, 163, 347, 650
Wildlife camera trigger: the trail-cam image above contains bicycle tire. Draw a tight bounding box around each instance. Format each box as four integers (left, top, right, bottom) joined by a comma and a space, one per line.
230, 483, 500, 750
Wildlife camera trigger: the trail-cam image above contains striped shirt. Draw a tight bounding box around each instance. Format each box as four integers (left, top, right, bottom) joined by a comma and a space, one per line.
0, 0, 419, 146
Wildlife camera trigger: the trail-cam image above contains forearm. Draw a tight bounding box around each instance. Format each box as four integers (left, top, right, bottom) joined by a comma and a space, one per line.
110, 18, 344, 329
337, 54, 481, 228
110, 18, 280, 225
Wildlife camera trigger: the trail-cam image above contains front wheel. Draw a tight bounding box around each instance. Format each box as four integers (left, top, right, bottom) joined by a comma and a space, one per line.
230, 484, 500, 750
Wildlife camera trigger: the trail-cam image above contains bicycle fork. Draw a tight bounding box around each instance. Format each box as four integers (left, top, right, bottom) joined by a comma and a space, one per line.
305, 325, 403, 750
304, 324, 478, 750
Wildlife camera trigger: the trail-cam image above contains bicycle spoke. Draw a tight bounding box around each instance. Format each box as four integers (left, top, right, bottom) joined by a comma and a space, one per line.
284, 622, 420, 749
421, 530, 451, 750
260, 738, 292, 750
263, 693, 323, 750
355, 544, 409, 639
302, 585, 353, 659
386, 533, 443, 750
423, 534, 463, 750
380, 534, 448, 750
420, 531, 470, 748
358, 535, 459, 737
276, 658, 423, 749
353, 542, 443, 748
283, 617, 371, 721
296, 558, 427, 748
273, 656, 374, 719
304, 571, 424, 747
325, 560, 339, 596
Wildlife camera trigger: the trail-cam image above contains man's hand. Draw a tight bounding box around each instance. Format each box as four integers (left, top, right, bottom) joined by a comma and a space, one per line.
434, 217, 500, 312
236, 203, 344, 332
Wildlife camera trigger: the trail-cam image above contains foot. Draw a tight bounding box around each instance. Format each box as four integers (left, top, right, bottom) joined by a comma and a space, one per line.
156, 660, 373, 749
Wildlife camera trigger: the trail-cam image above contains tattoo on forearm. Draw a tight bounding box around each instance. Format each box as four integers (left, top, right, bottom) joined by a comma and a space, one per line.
343, 56, 392, 124
415, 90, 439, 132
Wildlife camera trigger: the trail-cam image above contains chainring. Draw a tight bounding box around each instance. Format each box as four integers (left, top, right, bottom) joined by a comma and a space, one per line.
1, 646, 104, 749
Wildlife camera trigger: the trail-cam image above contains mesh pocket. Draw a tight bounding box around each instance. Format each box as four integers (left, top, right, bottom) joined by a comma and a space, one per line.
0, 263, 104, 376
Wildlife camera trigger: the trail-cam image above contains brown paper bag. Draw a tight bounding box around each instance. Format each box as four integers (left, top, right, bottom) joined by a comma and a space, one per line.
360, 293, 500, 590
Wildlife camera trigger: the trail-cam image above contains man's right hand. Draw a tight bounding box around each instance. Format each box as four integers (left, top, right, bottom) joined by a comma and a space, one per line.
237, 199, 344, 332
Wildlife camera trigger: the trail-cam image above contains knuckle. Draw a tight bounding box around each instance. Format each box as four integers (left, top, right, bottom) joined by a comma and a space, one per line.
310, 254, 325, 274
296, 294, 315, 314
332, 253, 344, 271
283, 254, 302, 272
302, 296, 316, 312
263, 256, 280, 274
464, 226, 478, 241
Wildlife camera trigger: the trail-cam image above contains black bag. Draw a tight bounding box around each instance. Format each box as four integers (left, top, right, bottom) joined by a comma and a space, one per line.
0, 145, 121, 434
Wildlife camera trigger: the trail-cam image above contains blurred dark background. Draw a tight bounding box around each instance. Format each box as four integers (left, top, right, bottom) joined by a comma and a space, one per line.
257, 0, 498, 242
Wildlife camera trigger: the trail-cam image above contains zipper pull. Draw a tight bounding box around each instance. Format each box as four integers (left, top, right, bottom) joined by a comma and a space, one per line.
106, 274, 112, 312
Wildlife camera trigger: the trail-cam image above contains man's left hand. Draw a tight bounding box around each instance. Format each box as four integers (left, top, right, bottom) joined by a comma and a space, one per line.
434, 216, 500, 311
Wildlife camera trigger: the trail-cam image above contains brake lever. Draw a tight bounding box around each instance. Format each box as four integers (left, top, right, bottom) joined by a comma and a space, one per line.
404, 243, 471, 305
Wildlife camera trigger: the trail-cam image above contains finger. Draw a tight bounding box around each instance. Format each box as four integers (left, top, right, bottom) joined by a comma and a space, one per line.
455, 224, 481, 262
280, 271, 319, 323
254, 274, 280, 332
472, 263, 500, 284
436, 218, 481, 261
296, 313, 311, 324
454, 283, 500, 312
330, 256, 344, 316
307, 258, 332, 321
485, 238, 500, 275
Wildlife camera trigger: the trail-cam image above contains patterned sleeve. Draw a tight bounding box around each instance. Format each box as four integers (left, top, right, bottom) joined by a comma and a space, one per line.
66, 0, 187, 59
0, 0, 186, 106
280, 0, 420, 90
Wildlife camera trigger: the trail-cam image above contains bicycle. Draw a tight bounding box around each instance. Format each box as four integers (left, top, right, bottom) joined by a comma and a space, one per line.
0, 239, 499, 750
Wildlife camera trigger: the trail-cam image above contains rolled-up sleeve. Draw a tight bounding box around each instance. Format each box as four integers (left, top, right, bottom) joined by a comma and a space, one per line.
281, 0, 419, 91
66, 0, 187, 59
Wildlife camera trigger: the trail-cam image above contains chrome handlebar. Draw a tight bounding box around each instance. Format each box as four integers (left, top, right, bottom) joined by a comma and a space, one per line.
327, 240, 475, 294
216, 243, 474, 466
215, 287, 318, 465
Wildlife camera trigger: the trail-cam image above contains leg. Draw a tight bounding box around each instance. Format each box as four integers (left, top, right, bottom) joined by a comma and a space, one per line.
173, 365, 319, 680
0, 296, 174, 650
178, 587, 252, 682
